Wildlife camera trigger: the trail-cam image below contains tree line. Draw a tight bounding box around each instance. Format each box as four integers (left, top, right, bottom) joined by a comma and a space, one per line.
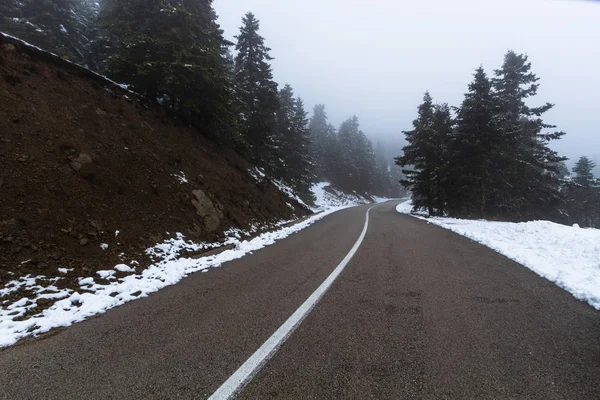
310, 106, 402, 198
1, 0, 399, 202
396, 51, 600, 227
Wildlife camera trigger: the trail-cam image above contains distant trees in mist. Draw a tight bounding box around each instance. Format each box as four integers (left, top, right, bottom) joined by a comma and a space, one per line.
397, 51, 600, 227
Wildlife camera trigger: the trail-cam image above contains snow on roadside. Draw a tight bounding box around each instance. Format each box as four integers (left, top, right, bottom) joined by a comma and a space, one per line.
371, 195, 391, 204
0, 208, 345, 348
312, 182, 371, 211
396, 199, 600, 310
0, 179, 385, 347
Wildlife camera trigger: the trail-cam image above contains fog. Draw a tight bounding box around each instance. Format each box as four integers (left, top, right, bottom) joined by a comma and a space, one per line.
215, 0, 600, 169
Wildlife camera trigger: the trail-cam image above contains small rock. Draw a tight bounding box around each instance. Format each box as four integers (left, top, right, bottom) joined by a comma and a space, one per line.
70, 161, 82, 171
70, 153, 92, 172
79, 238, 89, 246
95, 108, 107, 116
16, 155, 28, 162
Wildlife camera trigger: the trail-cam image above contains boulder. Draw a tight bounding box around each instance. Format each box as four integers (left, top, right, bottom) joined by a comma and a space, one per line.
191, 189, 222, 232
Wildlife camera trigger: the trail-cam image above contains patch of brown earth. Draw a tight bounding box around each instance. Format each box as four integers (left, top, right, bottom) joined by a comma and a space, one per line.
0, 35, 309, 293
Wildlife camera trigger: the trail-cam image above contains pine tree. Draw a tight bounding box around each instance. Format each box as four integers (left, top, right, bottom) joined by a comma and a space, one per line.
448, 66, 500, 217
565, 156, 600, 227
491, 51, 566, 220
0, 0, 97, 64
322, 124, 342, 185
275, 84, 296, 179
396, 92, 452, 216
334, 116, 379, 195
336, 116, 361, 193
309, 104, 330, 180
430, 103, 453, 215
572, 156, 597, 187
234, 12, 280, 169
100, 0, 236, 142
289, 97, 316, 200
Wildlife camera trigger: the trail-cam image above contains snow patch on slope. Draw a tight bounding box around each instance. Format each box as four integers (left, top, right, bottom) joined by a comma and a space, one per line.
396, 199, 600, 310
247, 167, 309, 208
1, 32, 137, 95
312, 182, 372, 210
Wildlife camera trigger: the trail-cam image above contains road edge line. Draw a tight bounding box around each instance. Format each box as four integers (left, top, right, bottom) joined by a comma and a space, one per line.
208, 204, 377, 400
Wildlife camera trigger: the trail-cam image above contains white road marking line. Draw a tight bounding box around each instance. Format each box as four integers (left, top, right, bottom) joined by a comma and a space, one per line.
209, 205, 376, 400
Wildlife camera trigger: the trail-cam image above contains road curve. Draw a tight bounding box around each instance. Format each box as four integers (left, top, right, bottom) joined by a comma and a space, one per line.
0, 201, 598, 399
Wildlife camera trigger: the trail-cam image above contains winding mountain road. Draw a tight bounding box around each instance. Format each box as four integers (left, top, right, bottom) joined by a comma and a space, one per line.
1, 202, 598, 399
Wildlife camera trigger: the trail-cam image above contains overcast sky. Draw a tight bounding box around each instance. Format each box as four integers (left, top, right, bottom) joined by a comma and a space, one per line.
214, 0, 600, 168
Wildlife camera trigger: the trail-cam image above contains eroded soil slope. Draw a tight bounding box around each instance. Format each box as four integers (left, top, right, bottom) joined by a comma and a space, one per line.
0, 35, 308, 291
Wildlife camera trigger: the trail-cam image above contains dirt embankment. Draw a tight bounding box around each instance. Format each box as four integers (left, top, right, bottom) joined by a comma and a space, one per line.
0, 34, 309, 290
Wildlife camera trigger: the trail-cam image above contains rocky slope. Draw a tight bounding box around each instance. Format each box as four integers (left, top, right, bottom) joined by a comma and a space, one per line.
0, 33, 309, 296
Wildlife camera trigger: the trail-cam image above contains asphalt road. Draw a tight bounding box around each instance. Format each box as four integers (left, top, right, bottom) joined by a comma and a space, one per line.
0, 202, 598, 399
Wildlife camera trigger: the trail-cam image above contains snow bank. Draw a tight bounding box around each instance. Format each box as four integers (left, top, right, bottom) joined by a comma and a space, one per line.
0, 208, 350, 347
0, 178, 386, 347
396, 200, 600, 310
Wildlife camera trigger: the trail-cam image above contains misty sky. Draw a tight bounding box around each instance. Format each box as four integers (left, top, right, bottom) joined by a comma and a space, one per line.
214, 0, 600, 168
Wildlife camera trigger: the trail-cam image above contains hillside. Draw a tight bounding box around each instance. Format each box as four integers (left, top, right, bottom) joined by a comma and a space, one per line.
0, 34, 309, 296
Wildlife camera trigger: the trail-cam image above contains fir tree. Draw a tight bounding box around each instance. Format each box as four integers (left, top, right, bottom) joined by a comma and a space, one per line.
1, 0, 97, 64
309, 104, 330, 180
491, 50, 566, 219
100, 0, 236, 142
448, 66, 500, 217
396, 92, 452, 216
275, 85, 313, 192
334, 116, 379, 195
289, 97, 316, 200
430, 103, 453, 215
572, 156, 597, 187
336, 116, 362, 193
234, 12, 280, 169
564, 156, 600, 227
